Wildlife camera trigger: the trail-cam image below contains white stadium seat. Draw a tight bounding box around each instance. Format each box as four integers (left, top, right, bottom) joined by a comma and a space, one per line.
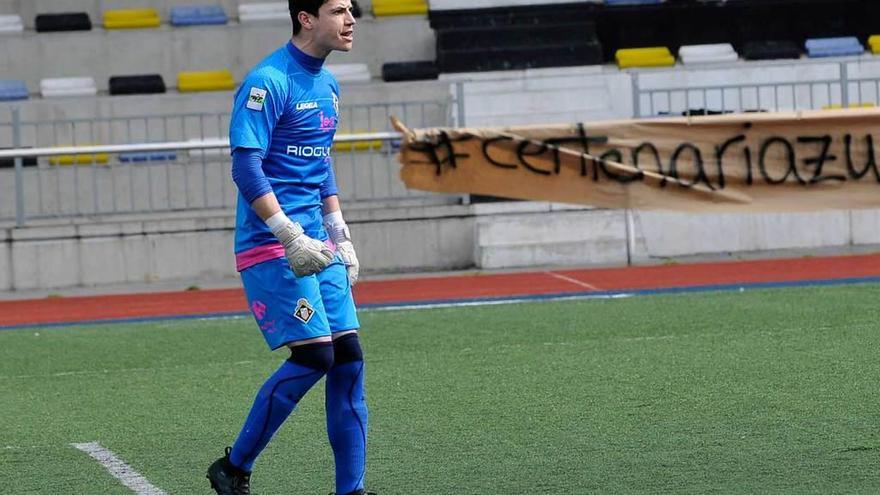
679, 43, 739, 65
239, 2, 289, 24
0, 14, 24, 34
40, 77, 98, 98
327, 63, 371, 82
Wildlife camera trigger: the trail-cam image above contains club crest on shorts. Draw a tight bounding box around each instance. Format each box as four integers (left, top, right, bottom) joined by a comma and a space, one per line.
293, 298, 315, 324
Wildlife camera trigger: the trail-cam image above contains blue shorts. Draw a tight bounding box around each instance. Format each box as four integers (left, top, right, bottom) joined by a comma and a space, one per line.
241, 255, 359, 350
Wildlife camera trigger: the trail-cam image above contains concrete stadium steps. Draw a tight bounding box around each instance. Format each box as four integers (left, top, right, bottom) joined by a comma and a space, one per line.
1, 16, 434, 91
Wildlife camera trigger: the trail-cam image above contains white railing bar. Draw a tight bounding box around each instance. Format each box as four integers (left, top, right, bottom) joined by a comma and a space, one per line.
0, 131, 403, 159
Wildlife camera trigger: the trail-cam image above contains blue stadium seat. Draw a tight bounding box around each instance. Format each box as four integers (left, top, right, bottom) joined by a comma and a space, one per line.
170, 5, 228, 26
805, 36, 864, 58
0, 80, 29, 101
118, 151, 178, 162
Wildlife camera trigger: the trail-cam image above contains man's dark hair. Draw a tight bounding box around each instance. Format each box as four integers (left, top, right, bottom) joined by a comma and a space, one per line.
289, 0, 327, 35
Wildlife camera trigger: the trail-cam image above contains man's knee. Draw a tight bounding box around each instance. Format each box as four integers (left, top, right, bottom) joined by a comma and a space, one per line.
288, 341, 334, 372
332, 332, 363, 365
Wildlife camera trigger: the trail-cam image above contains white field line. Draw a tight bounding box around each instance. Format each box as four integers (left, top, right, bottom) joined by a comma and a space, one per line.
543, 271, 601, 291
70, 442, 168, 495
363, 292, 632, 312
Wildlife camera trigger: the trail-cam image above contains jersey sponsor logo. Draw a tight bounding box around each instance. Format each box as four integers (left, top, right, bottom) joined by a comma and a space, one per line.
295, 101, 319, 111
318, 110, 337, 131
246, 87, 267, 111
286, 145, 331, 157
293, 298, 315, 324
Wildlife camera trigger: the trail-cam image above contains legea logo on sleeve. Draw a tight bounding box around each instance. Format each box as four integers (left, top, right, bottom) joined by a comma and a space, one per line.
246, 87, 267, 111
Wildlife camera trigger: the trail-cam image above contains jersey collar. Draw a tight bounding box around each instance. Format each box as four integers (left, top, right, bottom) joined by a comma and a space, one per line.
286, 41, 325, 75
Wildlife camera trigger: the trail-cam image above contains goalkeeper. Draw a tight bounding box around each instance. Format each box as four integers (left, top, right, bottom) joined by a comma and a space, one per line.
206, 0, 370, 494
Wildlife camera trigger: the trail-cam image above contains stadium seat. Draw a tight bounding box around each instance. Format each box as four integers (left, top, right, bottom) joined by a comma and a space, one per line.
679, 43, 738, 65
40, 77, 98, 98
170, 5, 228, 26
103, 8, 161, 29
0, 149, 37, 168
869, 35, 880, 54
805, 36, 864, 58
109, 74, 167, 95
334, 133, 383, 152
0, 15, 24, 34
118, 151, 178, 162
177, 70, 235, 92
49, 147, 110, 166
382, 61, 438, 82
35, 12, 92, 32
741, 40, 801, 60
615, 46, 675, 69
822, 102, 876, 110
238, 2, 288, 23
372, 0, 427, 17
0, 80, 29, 101
807, 37, 860, 58
327, 63, 371, 82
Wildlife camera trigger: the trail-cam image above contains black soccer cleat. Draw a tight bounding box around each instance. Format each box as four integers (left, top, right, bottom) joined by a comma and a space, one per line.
207, 447, 251, 495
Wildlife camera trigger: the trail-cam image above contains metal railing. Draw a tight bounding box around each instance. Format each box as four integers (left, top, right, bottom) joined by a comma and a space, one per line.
0, 96, 459, 226
631, 59, 879, 117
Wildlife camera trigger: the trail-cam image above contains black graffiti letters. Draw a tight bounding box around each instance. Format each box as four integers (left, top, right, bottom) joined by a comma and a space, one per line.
797, 136, 845, 183
407, 130, 471, 176
407, 127, 880, 188
844, 134, 880, 181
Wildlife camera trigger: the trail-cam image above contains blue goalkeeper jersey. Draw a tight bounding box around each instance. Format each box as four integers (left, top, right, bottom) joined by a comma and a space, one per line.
230, 41, 340, 270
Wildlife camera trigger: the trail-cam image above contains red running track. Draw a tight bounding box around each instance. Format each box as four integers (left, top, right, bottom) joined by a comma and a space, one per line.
2, 253, 880, 328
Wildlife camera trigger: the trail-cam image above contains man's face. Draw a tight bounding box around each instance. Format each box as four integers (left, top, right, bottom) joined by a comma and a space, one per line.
310, 0, 356, 53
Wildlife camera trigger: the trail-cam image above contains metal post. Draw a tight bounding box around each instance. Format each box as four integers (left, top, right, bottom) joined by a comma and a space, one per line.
631, 72, 641, 118
454, 81, 466, 127
12, 107, 25, 227
841, 62, 850, 107
624, 209, 635, 266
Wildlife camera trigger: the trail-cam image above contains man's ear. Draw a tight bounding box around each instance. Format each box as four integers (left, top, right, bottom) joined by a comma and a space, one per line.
297, 11, 313, 30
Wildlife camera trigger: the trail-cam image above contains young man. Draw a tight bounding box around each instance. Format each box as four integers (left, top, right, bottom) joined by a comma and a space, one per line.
206, 1, 371, 494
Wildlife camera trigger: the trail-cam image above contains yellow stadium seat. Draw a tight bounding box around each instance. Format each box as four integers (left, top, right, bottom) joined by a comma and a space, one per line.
103, 8, 161, 29
49, 148, 110, 166
822, 102, 876, 110
869, 35, 880, 54
615, 47, 676, 69
177, 70, 236, 92
372, 0, 427, 16
333, 133, 383, 152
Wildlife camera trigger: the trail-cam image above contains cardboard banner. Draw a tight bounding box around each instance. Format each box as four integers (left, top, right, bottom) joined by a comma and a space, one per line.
393, 108, 880, 212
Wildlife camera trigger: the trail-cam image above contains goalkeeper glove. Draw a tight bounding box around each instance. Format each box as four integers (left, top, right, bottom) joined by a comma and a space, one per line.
266, 211, 334, 277
324, 211, 359, 286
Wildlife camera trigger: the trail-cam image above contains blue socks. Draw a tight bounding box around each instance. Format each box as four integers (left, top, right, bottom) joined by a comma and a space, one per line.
227, 334, 368, 495
229, 343, 333, 471
326, 359, 368, 494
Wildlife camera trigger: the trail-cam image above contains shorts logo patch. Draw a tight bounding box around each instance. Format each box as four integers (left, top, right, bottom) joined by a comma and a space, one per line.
251, 300, 267, 320
293, 298, 315, 324
246, 87, 267, 111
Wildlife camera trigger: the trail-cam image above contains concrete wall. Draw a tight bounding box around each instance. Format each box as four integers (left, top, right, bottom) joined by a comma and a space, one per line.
0, 203, 475, 291
4, 202, 880, 292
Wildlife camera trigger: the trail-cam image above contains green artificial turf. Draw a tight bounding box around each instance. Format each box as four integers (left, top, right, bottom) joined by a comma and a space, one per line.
1, 284, 879, 494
